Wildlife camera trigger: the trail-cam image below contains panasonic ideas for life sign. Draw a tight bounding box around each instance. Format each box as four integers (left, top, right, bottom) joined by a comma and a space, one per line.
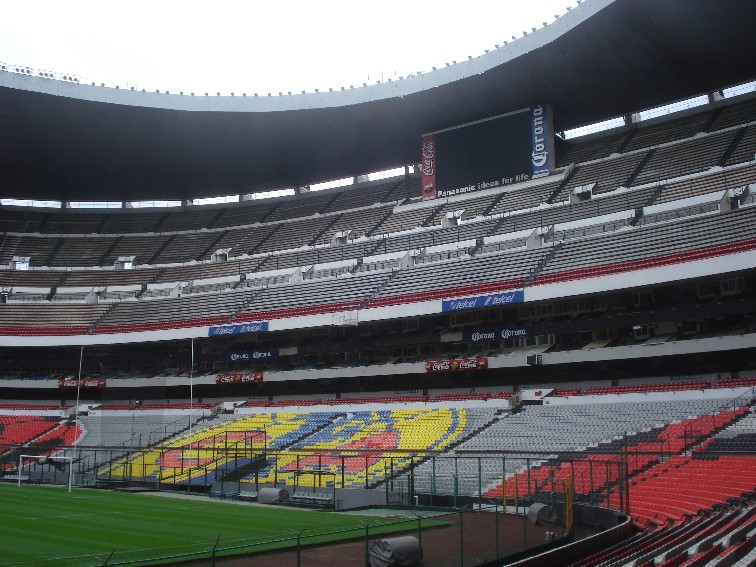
421, 104, 554, 199
442, 290, 523, 313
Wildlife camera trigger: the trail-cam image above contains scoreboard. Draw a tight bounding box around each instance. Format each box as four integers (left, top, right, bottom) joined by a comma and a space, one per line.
421, 104, 554, 199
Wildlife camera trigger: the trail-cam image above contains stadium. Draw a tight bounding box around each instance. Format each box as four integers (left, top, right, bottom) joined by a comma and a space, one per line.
1, 0, 756, 565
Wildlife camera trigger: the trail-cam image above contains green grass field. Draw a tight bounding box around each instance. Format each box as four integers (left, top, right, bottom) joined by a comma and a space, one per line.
0, 484, 441, 566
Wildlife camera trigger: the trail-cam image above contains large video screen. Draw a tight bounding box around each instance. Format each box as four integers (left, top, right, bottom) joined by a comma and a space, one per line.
421, 104, 554, 199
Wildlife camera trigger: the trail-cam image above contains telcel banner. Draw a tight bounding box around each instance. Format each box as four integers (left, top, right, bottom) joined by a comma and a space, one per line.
442, 290, 523, 312
208, 322, 269, 337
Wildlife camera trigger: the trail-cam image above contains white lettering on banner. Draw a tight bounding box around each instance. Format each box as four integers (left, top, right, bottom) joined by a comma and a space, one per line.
425, 358, 488, 373
501, 328, 527, 339
531, 104, 549, 169
422, 140, 435, 176
450, 299, 478, 310
471, 332, 496, 342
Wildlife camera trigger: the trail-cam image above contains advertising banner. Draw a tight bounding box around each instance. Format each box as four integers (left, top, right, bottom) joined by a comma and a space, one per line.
215, 372, 263, 384
466, 327, 531, 342
228, 349, 278, 362
421, 134, 437, 198
442, 290, 523, 312
58, 378, 106, 389
530, 104, 554, 177
208, 321, 269, 337
421, 105, 553, 199
425, 358, 488, 373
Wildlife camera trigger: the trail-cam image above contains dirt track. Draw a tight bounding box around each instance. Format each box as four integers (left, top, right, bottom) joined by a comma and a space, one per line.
185, 510, 551, 567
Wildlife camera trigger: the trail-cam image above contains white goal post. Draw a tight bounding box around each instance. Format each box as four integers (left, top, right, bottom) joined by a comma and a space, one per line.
17, 454, 76, 492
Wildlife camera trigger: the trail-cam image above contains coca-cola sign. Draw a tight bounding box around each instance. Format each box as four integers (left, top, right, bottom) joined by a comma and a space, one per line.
215, 372, 263, 384
421, 134, 437, 198
425, 358, 488, 373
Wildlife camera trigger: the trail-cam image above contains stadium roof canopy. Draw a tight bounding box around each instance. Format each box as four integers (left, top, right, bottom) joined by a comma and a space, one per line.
1, 0, 754, 203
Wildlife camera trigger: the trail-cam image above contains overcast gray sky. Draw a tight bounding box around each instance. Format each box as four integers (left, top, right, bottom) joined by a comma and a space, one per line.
1, 0, 572, 95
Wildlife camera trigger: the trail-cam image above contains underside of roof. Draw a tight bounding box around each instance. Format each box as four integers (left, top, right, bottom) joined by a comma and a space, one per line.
0, 0, 754, 202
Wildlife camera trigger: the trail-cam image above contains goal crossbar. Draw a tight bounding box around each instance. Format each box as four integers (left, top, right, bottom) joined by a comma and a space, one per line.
18, 454, 76, 492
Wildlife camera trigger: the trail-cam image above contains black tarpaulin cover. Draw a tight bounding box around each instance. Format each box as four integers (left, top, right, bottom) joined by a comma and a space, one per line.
368, 535, 421, 567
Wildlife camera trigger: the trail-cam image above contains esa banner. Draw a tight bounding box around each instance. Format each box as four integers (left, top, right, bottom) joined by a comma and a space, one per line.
421, 134, 436, 198
58, 378, 106, 389
467, 327, 531, 342
215, 372, 263, 384
208, 321, 269, 337
442, 290, 523, 312
425, 358, 488, 373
